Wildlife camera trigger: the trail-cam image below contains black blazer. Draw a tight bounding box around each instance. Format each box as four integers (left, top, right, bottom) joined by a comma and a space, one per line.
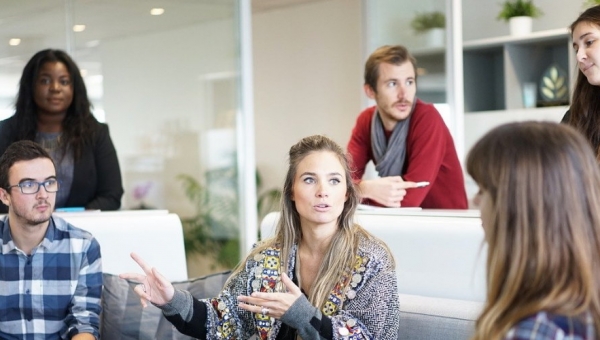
0, 117, 124, 213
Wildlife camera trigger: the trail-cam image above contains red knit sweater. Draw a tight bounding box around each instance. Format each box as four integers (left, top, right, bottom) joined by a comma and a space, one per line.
347, 100, 468, 209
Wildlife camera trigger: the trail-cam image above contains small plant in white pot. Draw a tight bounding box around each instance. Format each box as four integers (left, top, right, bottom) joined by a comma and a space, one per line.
410, 11, 446, 47
497, 0, 542, 36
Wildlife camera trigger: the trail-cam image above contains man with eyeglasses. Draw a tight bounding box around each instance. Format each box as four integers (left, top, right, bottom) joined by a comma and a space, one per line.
0, 140, 101, 339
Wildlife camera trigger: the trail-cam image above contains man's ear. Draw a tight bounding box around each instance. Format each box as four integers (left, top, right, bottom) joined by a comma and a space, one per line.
0, 188, 10, 207
364, 84, 376, 99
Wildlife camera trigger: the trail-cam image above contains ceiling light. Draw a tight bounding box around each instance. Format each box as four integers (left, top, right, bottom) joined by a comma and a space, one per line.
9, 38, 20, 46
150, 8, 165, 15
80, 69, 88, 77
73, 24, 86, 32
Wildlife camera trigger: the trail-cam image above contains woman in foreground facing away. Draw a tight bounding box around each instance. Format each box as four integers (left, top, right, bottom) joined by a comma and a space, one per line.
467, 121, 600, 340
120, 135, 400, 339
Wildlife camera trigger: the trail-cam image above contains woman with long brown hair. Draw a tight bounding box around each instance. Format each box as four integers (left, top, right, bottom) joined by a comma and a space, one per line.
563, 5, 600, 160
467, 121, 600, 339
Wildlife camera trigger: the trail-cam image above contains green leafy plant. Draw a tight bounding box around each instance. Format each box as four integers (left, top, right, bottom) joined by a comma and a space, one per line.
178, 170, 239, 269
178, 167, 281, 269
584, 0, 600, 7
255, 171, 281, 223
497, 0, 542, 21
410, 11, 445, 34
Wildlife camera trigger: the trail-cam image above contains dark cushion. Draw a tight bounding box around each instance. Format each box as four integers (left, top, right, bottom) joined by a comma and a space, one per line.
100, 271, 231, 340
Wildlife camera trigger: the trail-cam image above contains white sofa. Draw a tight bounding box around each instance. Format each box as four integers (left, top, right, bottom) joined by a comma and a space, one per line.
0, 210, 188, 280
56, 210, 188, 281
260, 209, 486, 340
0, 210, 191, 339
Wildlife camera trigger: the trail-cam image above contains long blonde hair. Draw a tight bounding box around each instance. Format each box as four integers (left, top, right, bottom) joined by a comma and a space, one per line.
234, 135, 380, 309
467, 122, 600, 339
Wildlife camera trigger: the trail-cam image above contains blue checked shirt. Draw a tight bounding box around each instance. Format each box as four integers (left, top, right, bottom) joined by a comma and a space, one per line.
0, 215, 102, 339
505, 311, 595, 340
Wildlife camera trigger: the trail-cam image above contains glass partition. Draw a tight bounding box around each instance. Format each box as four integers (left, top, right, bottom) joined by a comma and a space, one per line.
364, 0, 447, 105
0, 0, 250, 277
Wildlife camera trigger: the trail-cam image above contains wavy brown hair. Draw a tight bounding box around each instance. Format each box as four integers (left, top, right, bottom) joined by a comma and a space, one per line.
565, 5, 600, 159
467, 121, 600, 339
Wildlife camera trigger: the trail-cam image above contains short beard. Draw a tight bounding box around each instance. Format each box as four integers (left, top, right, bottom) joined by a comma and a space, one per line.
12, 202, 53, 227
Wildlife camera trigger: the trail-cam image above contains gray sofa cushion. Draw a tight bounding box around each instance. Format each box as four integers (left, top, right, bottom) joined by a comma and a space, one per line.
101, 271, 231, 340
398, 293, 483, 340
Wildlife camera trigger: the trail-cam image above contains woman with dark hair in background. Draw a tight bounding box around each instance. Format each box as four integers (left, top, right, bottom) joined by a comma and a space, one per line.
563, 5, 600, 160
0, 49, 123, 212
120, 135, 400, 339
468, 121, 600, 340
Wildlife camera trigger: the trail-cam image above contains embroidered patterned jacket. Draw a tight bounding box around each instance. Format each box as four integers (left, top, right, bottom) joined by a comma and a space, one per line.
199, 232, 400, 339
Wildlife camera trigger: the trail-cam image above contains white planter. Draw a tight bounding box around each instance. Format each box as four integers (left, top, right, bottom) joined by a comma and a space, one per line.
509, 16, 532, 36
426, 28, 446, 47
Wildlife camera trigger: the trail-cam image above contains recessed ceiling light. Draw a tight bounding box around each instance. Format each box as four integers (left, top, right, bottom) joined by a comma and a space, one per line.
150, 8, 165, 15
73, 24, 86, 32
80, 69, 88, 77
9, 38, 20, 46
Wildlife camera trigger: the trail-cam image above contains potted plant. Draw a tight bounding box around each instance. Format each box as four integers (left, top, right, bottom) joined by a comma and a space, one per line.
410, 11, 446, 47
177, 168, 281, 270
497, 0, 543, 36
584, 0, 600, 7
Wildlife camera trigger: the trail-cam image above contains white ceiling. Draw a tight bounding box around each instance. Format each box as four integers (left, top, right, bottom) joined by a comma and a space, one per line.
0, 0, 332, 63
0, 0, 332, 112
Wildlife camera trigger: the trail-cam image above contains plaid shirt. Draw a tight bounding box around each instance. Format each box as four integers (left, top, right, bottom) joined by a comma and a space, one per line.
505, 311, 595, 340
0, 215, 102, 339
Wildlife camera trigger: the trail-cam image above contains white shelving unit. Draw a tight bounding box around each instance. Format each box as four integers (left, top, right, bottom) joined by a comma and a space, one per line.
461, 28, 575, 199
412, 28, 576, 114
412, 46, 447, 104
463, 28, 575, 113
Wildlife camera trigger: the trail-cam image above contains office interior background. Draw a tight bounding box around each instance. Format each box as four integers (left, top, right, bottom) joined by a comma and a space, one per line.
0, 0, 582, 274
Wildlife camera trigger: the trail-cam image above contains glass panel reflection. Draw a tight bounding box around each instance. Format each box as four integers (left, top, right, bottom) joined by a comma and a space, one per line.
0, 0, 242, 276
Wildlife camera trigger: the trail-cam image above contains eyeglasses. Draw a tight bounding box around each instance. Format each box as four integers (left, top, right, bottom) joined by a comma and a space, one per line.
7, 179, 59, 194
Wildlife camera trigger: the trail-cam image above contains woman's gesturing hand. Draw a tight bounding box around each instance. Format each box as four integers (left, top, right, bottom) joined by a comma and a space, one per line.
119, 252, 175, 307
237, 272, 303, 319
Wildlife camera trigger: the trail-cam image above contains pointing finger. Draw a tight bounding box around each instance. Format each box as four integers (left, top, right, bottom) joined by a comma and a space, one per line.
130, 252, 154, 275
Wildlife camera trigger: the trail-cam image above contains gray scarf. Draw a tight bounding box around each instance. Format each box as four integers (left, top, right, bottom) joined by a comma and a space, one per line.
370, 102, 415, 177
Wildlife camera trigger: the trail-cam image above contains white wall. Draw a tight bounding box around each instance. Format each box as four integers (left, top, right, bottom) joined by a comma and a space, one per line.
253, 0, 363, 192
462, 0, 582, 41
366, 0, 446, 51
252, 0, 585, 200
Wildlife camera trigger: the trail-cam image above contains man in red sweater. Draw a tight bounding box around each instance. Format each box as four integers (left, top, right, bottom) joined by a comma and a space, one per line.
347, 45, 467, 209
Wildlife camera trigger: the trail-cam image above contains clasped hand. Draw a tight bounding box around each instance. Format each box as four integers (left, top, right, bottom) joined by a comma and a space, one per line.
360, 176, 419, 207
237, 272, 302, 319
